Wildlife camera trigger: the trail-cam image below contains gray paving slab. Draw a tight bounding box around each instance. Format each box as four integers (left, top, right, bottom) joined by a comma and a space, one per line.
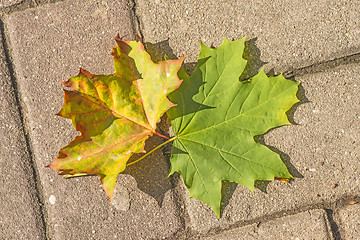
204, 209, 333, 240
136, 0, 360, 74
0, 0, 22, 8
163, 62, 360, 234
338, 203, 360, 239
136, 0, 360, 234
0, 30, 45, 239
5, 0, 182, 239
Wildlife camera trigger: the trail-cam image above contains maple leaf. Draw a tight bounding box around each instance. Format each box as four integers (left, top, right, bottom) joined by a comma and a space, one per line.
167, 38, 299, 217
49, 35, 183, 200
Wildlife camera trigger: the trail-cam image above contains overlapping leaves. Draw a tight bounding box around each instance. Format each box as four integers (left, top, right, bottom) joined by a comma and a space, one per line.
50, 36, 299, 218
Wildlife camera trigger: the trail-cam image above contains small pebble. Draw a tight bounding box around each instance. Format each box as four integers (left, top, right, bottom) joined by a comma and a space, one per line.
49, 195, 56, 205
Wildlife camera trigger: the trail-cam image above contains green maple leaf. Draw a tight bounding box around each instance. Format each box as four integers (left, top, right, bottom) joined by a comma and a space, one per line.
167, 37, 299, 217
49, 36, 183, 200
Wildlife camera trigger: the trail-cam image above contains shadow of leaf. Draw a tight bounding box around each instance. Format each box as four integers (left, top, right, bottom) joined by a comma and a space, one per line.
239, 37, 268, 81
121, 38, 305, 214
124, 134, 172, 207
286, 80, 310, 125
146, 40, 214, 119
221, 181, 238, 215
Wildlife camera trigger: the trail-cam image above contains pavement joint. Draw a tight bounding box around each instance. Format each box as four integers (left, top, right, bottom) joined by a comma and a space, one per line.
127, 38, 360, 237
130, 0, 144, 42
0, 0, 68, 15
1, 0, 359, 238
0, 0, 34, 16
166, 175, 191, 239
2, 0, 358, 78
0, 17, 49, 240
284, 51, 360, 78
195, 207, 332, 240
185, 195, 360, 239
337, 202, 360, 239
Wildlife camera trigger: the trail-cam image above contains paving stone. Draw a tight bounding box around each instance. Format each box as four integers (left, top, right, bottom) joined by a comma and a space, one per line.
204, 209, 333, 240
159, 62, 360, 234
0, 31, 45, 239
136, 0, 360, 73
5, 0, 182, 239
0, 0, 23, 8
136, 1, 360, 234
338, 204, 360, 239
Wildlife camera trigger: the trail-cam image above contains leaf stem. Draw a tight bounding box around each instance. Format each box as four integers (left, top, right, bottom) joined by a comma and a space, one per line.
64, 173, 88, 178
126, 136, 177, 167
154, 131, 170, 139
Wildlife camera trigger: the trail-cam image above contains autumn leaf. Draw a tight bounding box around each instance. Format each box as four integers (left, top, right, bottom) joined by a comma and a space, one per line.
167, 37, 299, 217
49, 35, 184, 200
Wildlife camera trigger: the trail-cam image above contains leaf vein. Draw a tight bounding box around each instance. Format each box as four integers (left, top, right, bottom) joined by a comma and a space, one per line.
180, 85, 297, 137
178, 49, 244, 134
180, 138, 281, 173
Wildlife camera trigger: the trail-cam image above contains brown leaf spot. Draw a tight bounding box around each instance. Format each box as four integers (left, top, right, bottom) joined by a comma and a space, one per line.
274, 177, 289, 183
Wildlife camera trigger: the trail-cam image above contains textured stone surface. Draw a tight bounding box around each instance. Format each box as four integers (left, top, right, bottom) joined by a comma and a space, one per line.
136, 0, 360, 73
136, 0, 360, 234
205, 209, 333, 240
5, 0, 182, 239
165, 63, 360, 233
338, 204, 360, 239
0, 31, 45, 239
0, 0, 22, 8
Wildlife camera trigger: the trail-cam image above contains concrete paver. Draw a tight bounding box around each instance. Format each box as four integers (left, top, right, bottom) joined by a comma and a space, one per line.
338, 204, 360, 239
5, 0, 182, 239
136, 0, 360, 73
0, 31, 45, 239
1, 0, 359, 238
136, 1, 360, 233
173, 60, 360, 233
173, 63, 360, 233
204, 209, 333, 240
0, 0, 22, 8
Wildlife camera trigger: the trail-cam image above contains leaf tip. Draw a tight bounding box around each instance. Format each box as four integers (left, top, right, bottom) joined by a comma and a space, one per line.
274, 177, 290, 183
78, 68, 94, 79
114, 34, 131, 55
100, 174, 118, 202
259, 67, 266, 74
115, 33, 120, 40
215, 210, 221, 218
210, 202, 221, 218
136, 34, 142, 42
138, 145, 146, 154
199, 40, 210, 51
47, 161, 58, 171
178, 55, 186, 64
60, 80, 69, 87
167, 168, 175, 179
